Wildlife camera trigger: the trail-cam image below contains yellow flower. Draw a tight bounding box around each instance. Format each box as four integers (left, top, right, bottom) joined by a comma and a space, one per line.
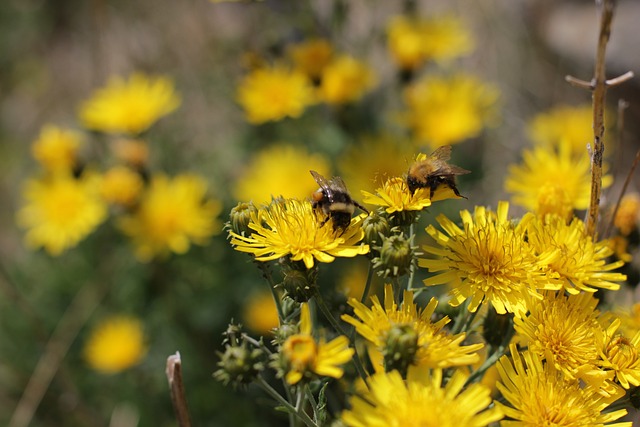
338, 262, 372, 301
112, 139, 150, 167
232, 144, 330, 205
242, 291, 279, 335
614, 193, 640, 236
288, 38, 334, 80
342, 369, 503, 427
342, 284, 483, 371
402, 74, 499, 148
421, 202, 557, 315
496, 344, 629, 426
505, 141, 612, 217
118, 174, 222, 261
362, 177, 432, 214
229, 198, 369, 269
79, 73, 181, 135
17, 173, 107, 255
527, 104, 610, 154
601, 328, 640, 389
318, 55, 376, 105
31, 124, 83, 172
513, 292, 609, 386
236, 65, 316, 124
387, 15, 473, 71
522, 213, 626, 294
282, 303, 354, 385
337, 133, 414, 194
100, 166, 144, 206
84, 315, 147, 374
614, 302, 640, 339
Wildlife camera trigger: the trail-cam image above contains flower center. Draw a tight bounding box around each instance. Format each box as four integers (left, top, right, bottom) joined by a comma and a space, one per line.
283, 335, 317, 369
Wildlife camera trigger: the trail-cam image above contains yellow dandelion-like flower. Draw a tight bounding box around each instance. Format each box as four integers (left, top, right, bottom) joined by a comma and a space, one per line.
337, 133, 414, 194
229, 198, 369, 269
614, 302, 640, 339
31, 124, 83, 173
420, 201, 557, 315
528, 104, 611, 154
288, 38, 334, 80
505, 141, 612, 217
387, 15, 473, 71
242, 291, 280, 336
282, 303, 354, 385
362, 177, 432, 214
402, 74, 500, 149
496, 344, 629, 426
514, 291, 610, 386
79, 73, 181, 135
523, 213, 626, 294
236, 65, 316, 124
83, 316, 147, 374
600, 326, 640, 389
614, 193, 640, 236
318, 55, 376, 105
342, 368, 503, 427
342, 284, 482, 370
118, 174, 222, 262
17, 173, 107, 256
232, 144, 330, 205
100, 166, 144, 206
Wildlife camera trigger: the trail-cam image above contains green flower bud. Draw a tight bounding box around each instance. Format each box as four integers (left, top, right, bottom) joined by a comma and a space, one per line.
214, 342, 265, 388
362, 210, 391, 247
373, 234, 416, 278
228, 202, 257, 236
382, 324, 419, 378
482, 308, 514, 348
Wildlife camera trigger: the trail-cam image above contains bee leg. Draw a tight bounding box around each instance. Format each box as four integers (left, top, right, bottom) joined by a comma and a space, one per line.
318, 215, 331, 228
354, 201, 369, 214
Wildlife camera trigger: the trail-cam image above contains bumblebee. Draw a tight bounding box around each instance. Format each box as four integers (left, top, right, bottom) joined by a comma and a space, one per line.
310, 170, 368, 232
406, 145, 470, 198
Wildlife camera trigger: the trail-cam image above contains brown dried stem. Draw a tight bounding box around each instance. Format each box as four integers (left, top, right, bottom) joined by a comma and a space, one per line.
565, 0, 633, 237
166, 352, 192, 427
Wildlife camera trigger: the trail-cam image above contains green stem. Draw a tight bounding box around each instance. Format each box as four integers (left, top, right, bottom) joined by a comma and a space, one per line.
359, 262, 374, 305
313, 289, 369, 382
407, 223, 416, 291
255, 377, 316, 427
451, 300, 471, 335
256, 261, 285, 321
304, 386, 319, 424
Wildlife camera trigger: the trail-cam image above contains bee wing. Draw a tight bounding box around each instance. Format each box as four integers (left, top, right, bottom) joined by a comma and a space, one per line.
310, 170, 333, 194
430, 145, 452, 161
330, 175, 350, 193
447, 165, 471, 175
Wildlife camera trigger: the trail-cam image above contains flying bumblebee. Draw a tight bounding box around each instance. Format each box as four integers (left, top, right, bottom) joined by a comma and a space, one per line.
406, 145, 470, 198
310, 170, 368, 232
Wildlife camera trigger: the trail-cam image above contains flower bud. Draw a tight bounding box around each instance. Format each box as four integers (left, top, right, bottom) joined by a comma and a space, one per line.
281, 269, 315, 302
482, 308, 514, 348
228, 202, 257, 236
373, 234, 415, 278
214, 342, 265, 388
382, 324, 419, 378
362, 210, 390, 247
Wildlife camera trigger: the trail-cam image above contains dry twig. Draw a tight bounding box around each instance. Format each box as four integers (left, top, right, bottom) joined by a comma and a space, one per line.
166, 352, 193, 427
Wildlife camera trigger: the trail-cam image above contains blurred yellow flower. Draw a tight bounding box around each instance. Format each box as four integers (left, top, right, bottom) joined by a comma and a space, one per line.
337, 134, 413, 194
505, 142, 612, 217
232, 144, 330, 205
119, 174, 222, 261
100, 166, 144, 206
402, 74, 499, 148
338, 262, 371, 301
387, 15, 473, 71
318, 55, 376, 105
614, 193, 640, 236
31, 124, 83, 173
17, 173, 107, 255
229, 198, 369, 269
237, 65, 316, 124
527, 104, 609, 154
243, 291, 279, 335
282, 303, 354, 385
84, 316, 147, 374
288, 38, 334, 80
79, 73, 181, 135
112, 139, 150, 167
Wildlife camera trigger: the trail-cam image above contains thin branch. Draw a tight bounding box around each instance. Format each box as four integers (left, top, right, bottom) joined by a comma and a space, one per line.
606, 71, 634, 86
9, 283, 105, 427
166, 352, 192, 427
